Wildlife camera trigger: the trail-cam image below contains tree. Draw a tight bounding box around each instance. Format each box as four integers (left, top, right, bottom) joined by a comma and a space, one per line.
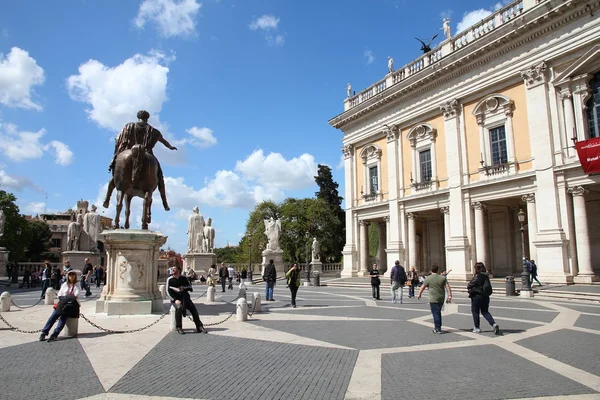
0, 190, 30, 261
25, 219, 52, 261
314, 165, 345, 262
214, 245, 242, 264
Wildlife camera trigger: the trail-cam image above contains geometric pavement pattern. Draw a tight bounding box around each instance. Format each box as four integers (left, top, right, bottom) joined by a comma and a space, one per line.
0, 279, 599, 400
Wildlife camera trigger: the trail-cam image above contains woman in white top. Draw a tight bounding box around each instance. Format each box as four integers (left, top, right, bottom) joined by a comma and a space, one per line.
39, 270, 80, 342
207, 264, 217, 287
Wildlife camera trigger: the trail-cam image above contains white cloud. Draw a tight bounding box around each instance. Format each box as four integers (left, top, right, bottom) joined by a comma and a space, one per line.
23, 201, 46, 215
266, 34, 285, 47
364, 50, 374, 65
0, 121, 73, 165
235, 149, 318, 190
184, 127, 217, 148
66, 51, 172, 131
0, 169, 41, 192
455, 0, 512, 35
249, 15, 280, 30
134, 0, 201, 38
336, 154, 344, 170
0, 47, 45, 110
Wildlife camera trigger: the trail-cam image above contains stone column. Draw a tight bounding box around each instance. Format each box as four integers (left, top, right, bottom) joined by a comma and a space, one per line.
430, 135, 438, 182
568, 186, 598, 282
559, 88, 577, 143
407, 213, 417, 271
503, 102, 516, 166
477, 116, 486, 165
571, 76, 593, 141
341, 145, 357, 277
522, 194, 538, 261
472, 202, 488, 268
385, 126, 401, 267
359, 220, 370, 276
378, 222, 387, 274
521, 62, 569, 283
440, 99, 471, 280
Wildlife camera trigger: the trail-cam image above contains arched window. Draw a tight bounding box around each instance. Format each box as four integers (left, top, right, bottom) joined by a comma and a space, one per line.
586, 72, 600, 138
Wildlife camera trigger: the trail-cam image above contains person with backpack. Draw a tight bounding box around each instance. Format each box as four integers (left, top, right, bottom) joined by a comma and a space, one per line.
39, 270, 80, 342
390, 260, 407, 304
285, 263, 301, 308
467, 262, 500, 335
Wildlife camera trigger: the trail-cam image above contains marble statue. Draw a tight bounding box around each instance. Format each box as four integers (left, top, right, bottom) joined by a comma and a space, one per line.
387, 56, 394, 73
203, 218, 215, 253
67, 212, 83, 251
263, 217, 281, 251
0, 209, 4, 237
311, 238, 320, 261
187, 207, 205, 253
347, 83, 352, 98
83, 204, 102, 249
443, 18, 452, 40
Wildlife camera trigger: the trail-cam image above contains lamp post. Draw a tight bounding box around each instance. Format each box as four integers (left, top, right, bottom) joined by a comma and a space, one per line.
517, 209, 531, 295
246, 233, 253, 282
304, 232, 311, 285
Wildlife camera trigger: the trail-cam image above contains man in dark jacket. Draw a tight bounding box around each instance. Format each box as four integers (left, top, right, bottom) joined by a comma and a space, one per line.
218, 262, 229, 293
390, 260, 407, 304
166, 264, 207, 335
263, 259, 277, 301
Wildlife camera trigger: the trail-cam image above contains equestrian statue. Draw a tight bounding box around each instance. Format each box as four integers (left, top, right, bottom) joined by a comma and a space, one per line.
103, 110, 177, 229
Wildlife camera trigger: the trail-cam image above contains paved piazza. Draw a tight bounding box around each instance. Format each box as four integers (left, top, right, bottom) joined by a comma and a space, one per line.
1, 280, 599, 400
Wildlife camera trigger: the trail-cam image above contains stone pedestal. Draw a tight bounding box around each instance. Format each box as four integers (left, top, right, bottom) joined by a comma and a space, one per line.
0, 248, 9, 276
62, 251, 101, 271
311, 260, 322, 275
183, 253, 217, 274
95, 229, 166, 315
261, 249, 284, 273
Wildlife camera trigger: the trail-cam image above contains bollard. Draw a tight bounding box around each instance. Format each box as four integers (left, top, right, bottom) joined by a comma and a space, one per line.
207, 286, 215, 303
505, 276, 516, 296
252, 293, 262, 313
44, 288, 56, 306
169, 305, 177, 331
236, 298, 248, 321
159, 284, 167, 299
0, 292, 11, 312
65, 318, 79, 337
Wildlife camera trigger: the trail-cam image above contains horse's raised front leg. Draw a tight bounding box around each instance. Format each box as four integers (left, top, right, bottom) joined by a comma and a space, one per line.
103, 178, 115, 209
124, 194, 133, 230
114, 191, 123, 229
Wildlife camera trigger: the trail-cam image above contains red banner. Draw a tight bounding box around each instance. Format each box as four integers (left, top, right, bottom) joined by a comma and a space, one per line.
576, 137, 600, 175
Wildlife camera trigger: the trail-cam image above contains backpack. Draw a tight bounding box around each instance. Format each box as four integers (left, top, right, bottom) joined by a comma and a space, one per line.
482, 275, 493, 296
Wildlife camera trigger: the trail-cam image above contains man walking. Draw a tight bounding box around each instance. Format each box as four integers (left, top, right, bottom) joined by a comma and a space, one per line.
40, 262, 52, 299
390, 261, 407, 304
227, 265, 235, 290
263, 259, 277, 301
81, 258, 93, 297
219, 262, 229, 293
166, 264, 207, 334
417, 264, 452, 334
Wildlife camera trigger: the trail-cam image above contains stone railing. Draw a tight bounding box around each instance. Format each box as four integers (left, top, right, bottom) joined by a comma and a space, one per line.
344, 0, 544, 111
411, 180, 434, 191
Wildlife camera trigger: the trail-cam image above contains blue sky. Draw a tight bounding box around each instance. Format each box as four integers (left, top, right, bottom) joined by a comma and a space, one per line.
0, 0, 507, 253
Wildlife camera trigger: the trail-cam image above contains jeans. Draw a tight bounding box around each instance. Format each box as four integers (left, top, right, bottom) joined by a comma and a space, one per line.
42, 309, 68, 337
371, 285, 380, 299
471, 295, 495, 329
289, 284, 299, 306
429, 302, 444, 331
40, 280, 50, 298
221, 278, 227, 292
408, 283, 415, 298
530, 276, 542, 287
228, 278, 233, 290
265, 281, 275, 300
81, 278, 91, 296
390, 282, 404, 303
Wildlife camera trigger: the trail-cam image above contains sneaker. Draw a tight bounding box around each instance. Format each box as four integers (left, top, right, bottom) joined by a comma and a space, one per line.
47, 334, 58, 342
472, 327, 481, 333
493, 324, 500, 335
292, 305, 297, 308
432, 329, 442, 334
196, 326, 208, 334
39, 334, 46, 342
177, 328, 186, 335
391, 299, 396, 304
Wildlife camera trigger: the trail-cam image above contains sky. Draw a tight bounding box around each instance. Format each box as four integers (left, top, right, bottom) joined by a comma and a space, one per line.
0, 0, 510, 253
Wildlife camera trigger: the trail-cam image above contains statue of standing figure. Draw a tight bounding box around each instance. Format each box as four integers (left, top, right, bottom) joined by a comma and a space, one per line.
187, 207, 205, 253
387, 56, 394, 73
0, 209, 5, 237
67, 212, 83, 251
263, 217, 281, 251
203, 218, 215, 253
443, 18, 452, 40
83, 204, 103, 251
311, 238, 320, 261
347, 83, 352, 98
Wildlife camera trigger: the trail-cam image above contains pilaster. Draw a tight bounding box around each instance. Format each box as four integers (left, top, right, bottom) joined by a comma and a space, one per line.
341, 145, 357, 277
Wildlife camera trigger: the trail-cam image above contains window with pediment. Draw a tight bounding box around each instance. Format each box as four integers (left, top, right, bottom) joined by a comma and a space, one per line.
359, 144, 382, 200
407, 123, 437, 190
473, 94, 516, 175
586, 72, 600, 138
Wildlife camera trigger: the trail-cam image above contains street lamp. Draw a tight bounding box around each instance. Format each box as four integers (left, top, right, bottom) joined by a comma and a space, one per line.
304, 232, 311, 285
246, 233, 253, 282
517, 208, 531, 295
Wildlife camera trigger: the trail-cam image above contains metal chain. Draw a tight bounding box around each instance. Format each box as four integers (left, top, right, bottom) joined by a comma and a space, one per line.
0, 312, 42, 334
10, 298, 44, 310
247, 298, 258, 317
79, 311, 169, 334
191, 288, 208, 300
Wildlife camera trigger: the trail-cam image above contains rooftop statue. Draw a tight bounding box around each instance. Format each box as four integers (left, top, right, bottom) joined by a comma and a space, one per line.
387, 56, 394, 73
103, 110, 177, 229
442, 18, 452, 40
415, 34, 439, 54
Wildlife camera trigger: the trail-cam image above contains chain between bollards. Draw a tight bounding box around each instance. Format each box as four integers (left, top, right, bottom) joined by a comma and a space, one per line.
0, 311, 42, 334
10, 298, 44, 310
79, 311, 169, 334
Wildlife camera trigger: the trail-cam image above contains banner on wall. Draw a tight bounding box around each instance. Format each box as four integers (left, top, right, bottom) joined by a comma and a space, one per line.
576, 137, 600, 175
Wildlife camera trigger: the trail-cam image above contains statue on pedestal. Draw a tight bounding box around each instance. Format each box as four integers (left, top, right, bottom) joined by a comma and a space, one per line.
187, 207, 205, 253
0, 209, 4, 237
203, 218, 215, 253
83, 204, 102, 251
263, 217, 281, 251
311, 238, 320, 261
67, 212, 83, 251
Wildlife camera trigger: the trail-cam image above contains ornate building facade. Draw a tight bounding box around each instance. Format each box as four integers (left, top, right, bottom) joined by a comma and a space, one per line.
329, 0, 600, 283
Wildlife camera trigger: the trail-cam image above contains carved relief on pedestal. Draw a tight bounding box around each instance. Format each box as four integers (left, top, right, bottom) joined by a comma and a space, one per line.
116, 252, 143, 287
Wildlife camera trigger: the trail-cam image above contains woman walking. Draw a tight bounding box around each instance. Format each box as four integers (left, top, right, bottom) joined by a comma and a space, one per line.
286, 264, 301, 308
467, 262, 500, 335
39, 270, 80, 342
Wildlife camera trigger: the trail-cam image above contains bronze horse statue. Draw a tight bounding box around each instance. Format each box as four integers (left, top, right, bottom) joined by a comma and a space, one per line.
103, 144, 158, 230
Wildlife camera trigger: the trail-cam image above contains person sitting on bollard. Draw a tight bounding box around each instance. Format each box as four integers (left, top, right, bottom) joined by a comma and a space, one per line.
39, 270, 80, 342
166, 264, 207, 335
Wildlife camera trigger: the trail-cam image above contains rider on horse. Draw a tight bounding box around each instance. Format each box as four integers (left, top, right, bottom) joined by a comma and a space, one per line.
107, 110, 177, 211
